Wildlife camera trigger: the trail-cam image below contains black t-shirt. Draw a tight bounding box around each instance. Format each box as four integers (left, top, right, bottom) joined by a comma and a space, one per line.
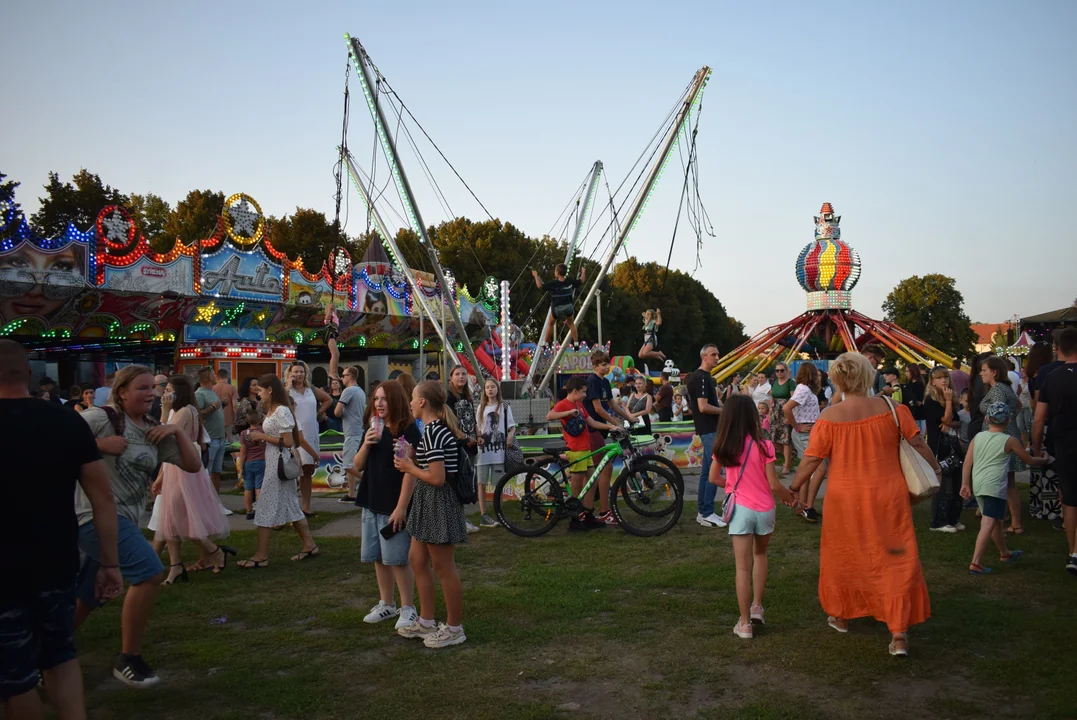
923, 397, 945, 455
1, 398, 101, 589
447, 390, 477, 456
968, 376, 986, 432
586, 373, 614, 427
356, 421, 423, 515
1033, 361, 1064, 398
1040, 362, 1077, 456
543, 278, 580, 307
685, 369, 719, 436
902, 381, 925, 420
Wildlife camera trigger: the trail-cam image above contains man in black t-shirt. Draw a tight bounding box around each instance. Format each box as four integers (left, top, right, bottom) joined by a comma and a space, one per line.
1031, 327, 1077, 575
532, 263, 585, 345
0, 340, 121, 718
585, 350, 635, 526
686, 344, 723, 527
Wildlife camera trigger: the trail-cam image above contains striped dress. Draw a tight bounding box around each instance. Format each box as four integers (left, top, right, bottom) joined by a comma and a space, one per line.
406, 419, 468, 545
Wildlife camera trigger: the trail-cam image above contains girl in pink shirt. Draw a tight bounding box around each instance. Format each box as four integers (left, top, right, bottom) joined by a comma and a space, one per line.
709, 395, 795, 639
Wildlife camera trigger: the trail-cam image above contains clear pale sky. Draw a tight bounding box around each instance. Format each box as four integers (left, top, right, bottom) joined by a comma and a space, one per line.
3, 0, 1075, 335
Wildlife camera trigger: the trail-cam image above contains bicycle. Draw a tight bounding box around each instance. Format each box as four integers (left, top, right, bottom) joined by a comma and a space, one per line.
493, 428, 683, 537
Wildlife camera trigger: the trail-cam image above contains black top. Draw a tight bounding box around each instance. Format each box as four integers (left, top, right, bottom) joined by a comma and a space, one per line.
543, 278, 580, 306
416, 420, 459, 474
447, 390, 477, 456
356, 421, 423, 515
63, 398, 82, 410
902, 381, 925, 421
968, 376, 986, 432
148, 395, 162, 422
1040, 362, 1077, 456
685, 369, 720, 436
923, 396, 946, 455
1033, 361, 1064, 398
1, 398, 101, 588
586, 373, 614, 427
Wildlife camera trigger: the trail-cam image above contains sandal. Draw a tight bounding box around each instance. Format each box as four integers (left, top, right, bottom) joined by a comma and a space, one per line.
1004, 526, 1025, 535
969, 563, 992, 575
162, 563, 188, 586
237, 558, 269, 569
888, 633, 908, 657
210, 545, 238, 574
291, 546, 320, 562
827, 616, 848, 633
1001, 549, 1025, 564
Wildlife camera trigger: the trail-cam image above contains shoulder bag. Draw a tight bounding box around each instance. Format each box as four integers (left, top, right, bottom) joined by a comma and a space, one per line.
502, 406, 526, 474
884, 397, 939, 501
720, 437, 756, 524
276, 409, 302, 482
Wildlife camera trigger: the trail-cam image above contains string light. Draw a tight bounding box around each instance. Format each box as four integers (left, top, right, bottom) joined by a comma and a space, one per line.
195, 300, 221, 322
0, 319, 27, 335
222, 193, 265, 246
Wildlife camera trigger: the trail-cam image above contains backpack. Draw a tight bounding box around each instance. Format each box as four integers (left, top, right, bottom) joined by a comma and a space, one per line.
101, 405, 158, 435
448, 439, 478, 505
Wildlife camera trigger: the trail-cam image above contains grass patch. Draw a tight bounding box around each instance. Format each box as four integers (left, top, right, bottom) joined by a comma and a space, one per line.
74, 496, 1075, 719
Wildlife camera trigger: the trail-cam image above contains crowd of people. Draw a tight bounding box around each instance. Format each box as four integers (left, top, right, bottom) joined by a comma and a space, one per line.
3, 325, 1076, 718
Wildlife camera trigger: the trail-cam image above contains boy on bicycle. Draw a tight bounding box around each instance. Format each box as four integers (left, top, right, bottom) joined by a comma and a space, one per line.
547, 375, 618, 531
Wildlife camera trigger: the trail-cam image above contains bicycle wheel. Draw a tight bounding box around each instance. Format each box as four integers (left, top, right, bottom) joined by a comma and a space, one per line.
632, 453, 684, 491
611, 463, 683, 537
493, 466, 564, 537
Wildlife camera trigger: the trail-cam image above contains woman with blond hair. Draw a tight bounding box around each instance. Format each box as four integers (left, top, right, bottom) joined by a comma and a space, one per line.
792, 352, 939, 657
924, 367, 964, 533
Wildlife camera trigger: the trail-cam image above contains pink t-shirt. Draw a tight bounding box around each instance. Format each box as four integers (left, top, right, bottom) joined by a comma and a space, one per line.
715, 437, 776, 513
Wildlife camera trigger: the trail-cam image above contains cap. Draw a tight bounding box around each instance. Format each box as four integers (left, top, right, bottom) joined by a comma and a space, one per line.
986, 401, 1012, 425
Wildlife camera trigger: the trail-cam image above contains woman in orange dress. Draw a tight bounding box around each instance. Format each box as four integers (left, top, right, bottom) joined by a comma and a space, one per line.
791, 352, 941, 656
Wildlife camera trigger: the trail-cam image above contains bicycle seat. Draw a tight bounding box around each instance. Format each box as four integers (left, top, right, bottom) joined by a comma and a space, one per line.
543, 441, 568, 455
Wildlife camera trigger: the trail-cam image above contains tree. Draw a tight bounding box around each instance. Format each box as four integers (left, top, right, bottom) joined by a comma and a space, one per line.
266, 208, 356, 270
882, 274, 977, 360
163, 189, 225, 247
126, 193, 173, 252
0, 171, 22, 242
31, 169, 127, 237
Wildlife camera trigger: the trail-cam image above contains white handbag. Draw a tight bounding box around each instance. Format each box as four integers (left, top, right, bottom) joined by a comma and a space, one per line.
884, 397, 939, 501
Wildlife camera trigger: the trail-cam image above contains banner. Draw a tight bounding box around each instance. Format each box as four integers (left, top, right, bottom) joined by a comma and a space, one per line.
200, 247, 283, 302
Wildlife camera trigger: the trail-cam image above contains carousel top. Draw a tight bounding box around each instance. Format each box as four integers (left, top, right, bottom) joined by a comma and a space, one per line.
794, 203, 861, 308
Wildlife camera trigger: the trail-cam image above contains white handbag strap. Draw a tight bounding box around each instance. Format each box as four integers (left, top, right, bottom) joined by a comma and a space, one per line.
883, 396, 900, 429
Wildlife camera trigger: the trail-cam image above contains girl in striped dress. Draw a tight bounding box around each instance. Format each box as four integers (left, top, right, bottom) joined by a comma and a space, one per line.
393, 381, 468, 649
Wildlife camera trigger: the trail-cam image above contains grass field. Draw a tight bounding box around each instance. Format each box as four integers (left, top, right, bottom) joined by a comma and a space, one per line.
74, 495, 1075, 720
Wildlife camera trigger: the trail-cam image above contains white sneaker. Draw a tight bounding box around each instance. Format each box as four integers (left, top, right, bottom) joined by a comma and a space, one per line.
395, 605, 418, 630
930, 525, 958, 534
465, 519, 480, 533
954, 522, 967, 531
733, 620, 753, 639
423, 623, 467, 648
397, 619, 438, 640
697, 512, 727, 528
363, 601, 399, 624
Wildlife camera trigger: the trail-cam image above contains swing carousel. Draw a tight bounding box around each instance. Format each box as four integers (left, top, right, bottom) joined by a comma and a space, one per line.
712, 203, 959, 383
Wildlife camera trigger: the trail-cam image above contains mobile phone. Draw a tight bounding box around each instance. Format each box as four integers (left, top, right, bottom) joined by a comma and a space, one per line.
380, 523, 400, 540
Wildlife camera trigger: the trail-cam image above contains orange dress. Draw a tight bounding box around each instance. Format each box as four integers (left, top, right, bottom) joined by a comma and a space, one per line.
804, 403, 930, 633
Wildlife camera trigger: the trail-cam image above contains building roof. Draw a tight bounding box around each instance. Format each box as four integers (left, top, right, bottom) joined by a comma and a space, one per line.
1021, 306, 1077, 324
970, 322, 1012, 346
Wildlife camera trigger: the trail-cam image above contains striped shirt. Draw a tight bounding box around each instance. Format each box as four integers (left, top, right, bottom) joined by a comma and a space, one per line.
416, 419, 459, 475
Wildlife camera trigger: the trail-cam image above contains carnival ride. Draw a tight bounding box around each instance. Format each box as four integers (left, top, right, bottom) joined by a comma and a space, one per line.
711, 203, 961, 383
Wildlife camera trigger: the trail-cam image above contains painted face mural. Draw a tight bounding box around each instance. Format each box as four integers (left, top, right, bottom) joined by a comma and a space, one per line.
0, 244, 85, 323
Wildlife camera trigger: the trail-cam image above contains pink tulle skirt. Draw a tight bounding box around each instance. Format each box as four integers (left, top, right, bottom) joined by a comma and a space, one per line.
155, 463, 230, 541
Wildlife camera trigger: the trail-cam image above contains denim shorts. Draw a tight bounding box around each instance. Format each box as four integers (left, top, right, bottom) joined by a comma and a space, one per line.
76, 515, 164, 607
726, 505, 776, 536
0, 584, 77, 700
243, 459, 265, 491
360, 509, 411, 566
476, 463, 503, 488
976, 495, 1006, 520
206, 437, 227, 474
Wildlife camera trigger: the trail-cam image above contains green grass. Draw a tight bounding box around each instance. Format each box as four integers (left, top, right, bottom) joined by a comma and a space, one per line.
73, 495, 1076, 720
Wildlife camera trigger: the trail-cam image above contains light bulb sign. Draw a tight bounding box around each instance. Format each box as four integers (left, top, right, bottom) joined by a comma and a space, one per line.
200, 248, 284, 302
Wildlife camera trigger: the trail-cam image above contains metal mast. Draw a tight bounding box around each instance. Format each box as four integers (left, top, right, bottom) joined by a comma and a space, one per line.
522, 160, 603, 394
343, 151, 462, 364
536, 66, 711, 394
345, 34, 484, 377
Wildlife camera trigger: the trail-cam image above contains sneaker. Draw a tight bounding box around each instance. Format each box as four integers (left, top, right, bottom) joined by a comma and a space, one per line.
1066, 555, 1077, 576
112, 654, 160, 688
697, 512, 727, 528
246, 511, 255, 521
569, 517, 595, 532
423, 623, 467, 649
802, 508, 821, 523
479, 513, 499, 528
954, 522, 967, 531
595, 511, 619, 527
733, 620, 753, 639
1052, 517, 1065, 532
397, 619, 438, 640
363, 601, 399, 624
395, 605, 418, 630
581, 512, 606, 528
750, 604, 765, 625
464, 519, 480, 533
930, 525, 958, 533
338, 496, 357, 504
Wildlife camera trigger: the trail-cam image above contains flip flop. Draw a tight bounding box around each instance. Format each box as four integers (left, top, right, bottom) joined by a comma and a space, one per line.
237, 558, 269, 569
827, 616, 848, 633
291, 546, 320, 562
969, 563, 992, 575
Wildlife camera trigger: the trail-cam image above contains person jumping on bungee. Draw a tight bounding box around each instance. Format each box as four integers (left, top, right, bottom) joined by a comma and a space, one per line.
325, 300, 341, 380
532, 263, 585, 346
640, 308, 666, 364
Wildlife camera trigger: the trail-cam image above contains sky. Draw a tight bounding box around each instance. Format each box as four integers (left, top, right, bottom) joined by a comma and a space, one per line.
3, 0, 1076, 335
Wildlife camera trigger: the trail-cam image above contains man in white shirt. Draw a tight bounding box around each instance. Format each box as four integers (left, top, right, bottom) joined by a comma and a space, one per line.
750, 372, 771, 406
